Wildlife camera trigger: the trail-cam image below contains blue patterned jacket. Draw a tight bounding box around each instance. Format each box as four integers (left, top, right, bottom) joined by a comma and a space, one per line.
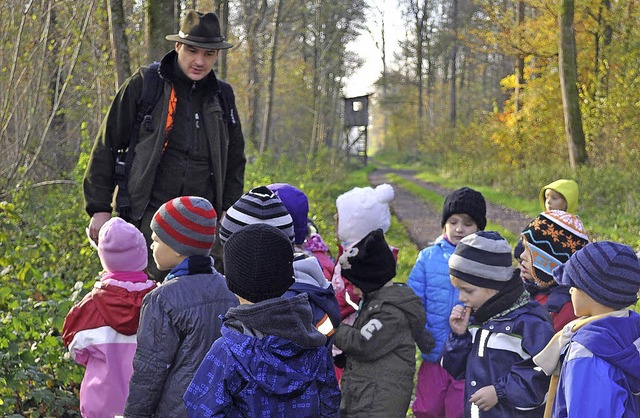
183, 293, 340, 417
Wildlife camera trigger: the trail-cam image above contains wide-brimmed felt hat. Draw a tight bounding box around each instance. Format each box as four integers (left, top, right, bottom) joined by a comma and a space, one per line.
166, 10, 233, 50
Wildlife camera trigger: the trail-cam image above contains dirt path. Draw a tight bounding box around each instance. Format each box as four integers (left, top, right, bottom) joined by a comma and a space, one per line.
368, 166, 532, 250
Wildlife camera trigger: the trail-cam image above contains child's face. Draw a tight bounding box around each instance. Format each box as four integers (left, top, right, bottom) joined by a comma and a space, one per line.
451, 276, 498, 312
444, 214, 479, 245
150, 232, 180, 271
519, 242, 534, 283
544, 189, 568, 212
570, 286, 611, 317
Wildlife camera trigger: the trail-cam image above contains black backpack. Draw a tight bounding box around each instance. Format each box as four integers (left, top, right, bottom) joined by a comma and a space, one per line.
114, 62, 236, 219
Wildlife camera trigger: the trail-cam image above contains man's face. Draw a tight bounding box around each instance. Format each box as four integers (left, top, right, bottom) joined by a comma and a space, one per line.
175, 43, 220, 81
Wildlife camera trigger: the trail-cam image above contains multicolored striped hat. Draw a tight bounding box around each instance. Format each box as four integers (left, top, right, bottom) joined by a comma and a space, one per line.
521, 210, 588, 289
151, 196, 217, 256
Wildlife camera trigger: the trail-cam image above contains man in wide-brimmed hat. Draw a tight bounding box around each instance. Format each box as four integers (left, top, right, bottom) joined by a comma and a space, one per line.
165, 11, 234, 81
84, 10, 246, 288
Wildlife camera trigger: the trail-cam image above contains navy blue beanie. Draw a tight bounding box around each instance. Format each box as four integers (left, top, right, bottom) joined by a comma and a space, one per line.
554, 241, 640, 310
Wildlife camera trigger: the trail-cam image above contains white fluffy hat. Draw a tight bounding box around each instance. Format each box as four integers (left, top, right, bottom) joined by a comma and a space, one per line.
336, 183, 394, 244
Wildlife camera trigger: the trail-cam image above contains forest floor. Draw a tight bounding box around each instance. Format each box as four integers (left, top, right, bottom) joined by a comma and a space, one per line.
368, 164, 532, 250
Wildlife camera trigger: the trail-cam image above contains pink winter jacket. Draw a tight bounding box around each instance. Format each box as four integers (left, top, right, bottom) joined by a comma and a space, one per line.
62, 274, 156, 418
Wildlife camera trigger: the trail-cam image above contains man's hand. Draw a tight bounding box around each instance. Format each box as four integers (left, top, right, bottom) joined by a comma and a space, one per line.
469, 385, 498, 411
88, 212, 111, 243
449, 305, 471, 335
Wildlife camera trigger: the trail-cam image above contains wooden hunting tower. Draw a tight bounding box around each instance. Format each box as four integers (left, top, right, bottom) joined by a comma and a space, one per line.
343, 94, 370, 165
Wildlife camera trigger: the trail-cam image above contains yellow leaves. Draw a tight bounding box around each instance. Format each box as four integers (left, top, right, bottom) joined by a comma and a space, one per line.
501, 74, 517, 90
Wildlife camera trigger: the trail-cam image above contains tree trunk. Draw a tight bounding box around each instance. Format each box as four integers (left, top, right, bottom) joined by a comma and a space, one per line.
407, 0, 429, 144
216, 0, 229, 79
146, 0, 176, 62
380, 9, 388, 140
415, 3, 425, 142
242, 0, 268, 148
595, 0, 612, 97
259, 0, 283, 154
47, 6, 69, 174
309, 0, 322, 156
558, 0, 588, 169
426, 22, 434, 128
514, 0, 525, 113
107, 0, 131, 88
449, 0, 459, 127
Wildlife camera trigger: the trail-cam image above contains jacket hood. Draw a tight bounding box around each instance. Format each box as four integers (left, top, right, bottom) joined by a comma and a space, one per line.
512, 300, 552, 324
369, 284, 433, 353
92, 282, 154, 335
222, 294, 329, 396
539, 179, 579, 213
435, 234, 456, 250
573, 311, 640, 392
285, 281, 338, 313
293, 255, 330, 289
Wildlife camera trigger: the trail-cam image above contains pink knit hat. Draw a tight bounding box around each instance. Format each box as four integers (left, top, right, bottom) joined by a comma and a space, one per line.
98, 217, 148, 272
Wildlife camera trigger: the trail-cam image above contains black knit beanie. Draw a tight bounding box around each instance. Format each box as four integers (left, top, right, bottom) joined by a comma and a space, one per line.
224, 223, 295, 303
339, 229, 396, 293
441, 187, 487, 230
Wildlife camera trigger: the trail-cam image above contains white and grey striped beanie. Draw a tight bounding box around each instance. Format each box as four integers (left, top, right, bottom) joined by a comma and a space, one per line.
219, 186, 295, 245
449, 231, 514, 290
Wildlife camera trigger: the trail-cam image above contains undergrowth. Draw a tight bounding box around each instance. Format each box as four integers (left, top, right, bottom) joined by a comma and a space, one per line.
0, 150, 419, 416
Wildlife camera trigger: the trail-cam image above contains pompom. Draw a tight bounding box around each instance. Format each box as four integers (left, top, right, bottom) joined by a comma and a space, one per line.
374, 183, 394, 204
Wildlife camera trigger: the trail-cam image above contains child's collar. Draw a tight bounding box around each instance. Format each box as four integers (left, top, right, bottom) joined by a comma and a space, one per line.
164, 255, 214, 281
533, 309, 629, 376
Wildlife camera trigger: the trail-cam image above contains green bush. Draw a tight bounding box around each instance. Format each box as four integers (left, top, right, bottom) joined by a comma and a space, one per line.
0, 150, 420, 416
0, 183, 96, 416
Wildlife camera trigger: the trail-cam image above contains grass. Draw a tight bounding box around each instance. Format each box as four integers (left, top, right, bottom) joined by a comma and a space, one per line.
414, 172, 540, 218
377, 154, 640, 248
386, 173, 519, 247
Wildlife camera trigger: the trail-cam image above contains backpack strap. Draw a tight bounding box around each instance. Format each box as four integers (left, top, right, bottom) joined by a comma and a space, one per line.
114, 62, 164, 219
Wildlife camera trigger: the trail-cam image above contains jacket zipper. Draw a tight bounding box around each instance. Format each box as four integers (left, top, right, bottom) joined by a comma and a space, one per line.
179, 82, 197, 194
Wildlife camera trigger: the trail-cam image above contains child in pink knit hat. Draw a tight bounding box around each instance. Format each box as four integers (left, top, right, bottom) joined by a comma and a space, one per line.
62, 217, 156, 418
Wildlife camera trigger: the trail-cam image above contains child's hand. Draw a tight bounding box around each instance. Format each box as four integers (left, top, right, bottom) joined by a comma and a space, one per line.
449, 305, 471, 335
469, 385, 498, 411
